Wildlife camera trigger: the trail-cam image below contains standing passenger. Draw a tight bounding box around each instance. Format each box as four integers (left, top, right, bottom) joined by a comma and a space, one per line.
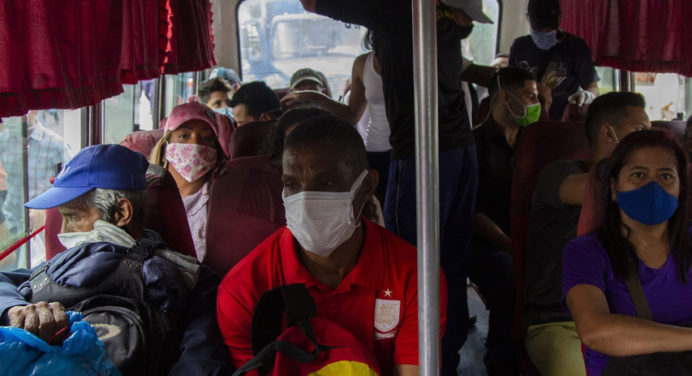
295, 0, 492, 372
509, 0, 599, 121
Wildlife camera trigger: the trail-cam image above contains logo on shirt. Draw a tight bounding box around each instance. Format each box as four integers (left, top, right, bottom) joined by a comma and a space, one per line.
374, 298, 401, 333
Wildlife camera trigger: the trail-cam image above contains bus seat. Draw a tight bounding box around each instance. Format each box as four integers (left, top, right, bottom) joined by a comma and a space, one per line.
474, 96, 491, 127
228, 120, 275, 159
120, 128, 165, 158
561, 103, 590, 122
510, 120, 590, 339
43, 166, 197, 260
577, 160, 606, 237
205, 155, 285, 276
652, 120, 686, 142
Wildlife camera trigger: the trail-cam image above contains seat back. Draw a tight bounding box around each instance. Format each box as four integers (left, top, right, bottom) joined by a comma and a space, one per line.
228, 120, 275, 159
652, 120, 686, 143
205, 156, 285, 276
561, 103, 590, 122
510, 120, 590, 338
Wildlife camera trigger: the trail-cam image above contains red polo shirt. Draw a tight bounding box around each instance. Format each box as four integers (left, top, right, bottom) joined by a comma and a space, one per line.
217, 219, 447, 375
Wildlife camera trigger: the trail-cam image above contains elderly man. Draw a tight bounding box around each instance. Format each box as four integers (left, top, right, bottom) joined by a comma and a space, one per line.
0, 144, 230, 375
217, 115, 446, 376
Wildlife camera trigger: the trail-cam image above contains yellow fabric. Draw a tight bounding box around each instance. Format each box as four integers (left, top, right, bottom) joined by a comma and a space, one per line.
525, 321, 587, 376
307, 360, 379, 376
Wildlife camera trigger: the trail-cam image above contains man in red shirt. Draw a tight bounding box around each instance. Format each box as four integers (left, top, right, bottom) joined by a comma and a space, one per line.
217, 115, 447, 376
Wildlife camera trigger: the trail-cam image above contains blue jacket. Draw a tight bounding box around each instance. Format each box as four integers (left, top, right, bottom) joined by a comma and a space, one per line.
0, 231, 233, 376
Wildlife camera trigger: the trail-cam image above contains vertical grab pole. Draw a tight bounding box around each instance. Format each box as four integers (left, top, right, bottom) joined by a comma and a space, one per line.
21, 115, 31, 268
412, 0, 440, 375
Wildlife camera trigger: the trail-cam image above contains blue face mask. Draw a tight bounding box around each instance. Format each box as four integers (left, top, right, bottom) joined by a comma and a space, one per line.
616, 181, 679, 226
213, 107, 234, 121
530, 29, 558, 50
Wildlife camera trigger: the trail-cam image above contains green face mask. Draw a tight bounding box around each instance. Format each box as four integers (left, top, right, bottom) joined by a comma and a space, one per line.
512, 101, 541, 128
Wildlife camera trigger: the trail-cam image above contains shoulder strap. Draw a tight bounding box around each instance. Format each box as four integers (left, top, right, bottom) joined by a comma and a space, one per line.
625, 264, 653, 320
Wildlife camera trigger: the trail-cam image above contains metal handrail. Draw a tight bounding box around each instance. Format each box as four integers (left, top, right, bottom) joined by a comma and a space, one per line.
412, 0, 441, 374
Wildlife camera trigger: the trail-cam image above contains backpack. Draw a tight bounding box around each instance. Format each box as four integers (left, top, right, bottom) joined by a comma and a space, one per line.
233, 284, 380, 376
27, 239, 189, 376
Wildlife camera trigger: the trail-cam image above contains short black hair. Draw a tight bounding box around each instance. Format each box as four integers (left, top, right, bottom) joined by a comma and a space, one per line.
229, 81, 281, 119
528, 0, 561, 30
489, 67, 537, 99
284, 115, 368, 179
264, 106, 330, 156
585, 92, 646, 146
198, 77, 231, 104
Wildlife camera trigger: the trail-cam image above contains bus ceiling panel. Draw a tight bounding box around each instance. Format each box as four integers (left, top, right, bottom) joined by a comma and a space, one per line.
497, 0, 530, 54
211, 0, 241, 74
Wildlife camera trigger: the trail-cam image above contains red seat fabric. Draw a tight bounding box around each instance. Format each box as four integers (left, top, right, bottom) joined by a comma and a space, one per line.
510, 121, 590, 339
228, 120, 275, 159
205, 155, 285, 276
119, 128, 166, 158
652, 120, 686, 142
44, 166, 196, 260
561, 103, 590, 122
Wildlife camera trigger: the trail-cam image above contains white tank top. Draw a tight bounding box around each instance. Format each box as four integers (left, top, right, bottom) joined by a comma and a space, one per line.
361, 52, 392, 152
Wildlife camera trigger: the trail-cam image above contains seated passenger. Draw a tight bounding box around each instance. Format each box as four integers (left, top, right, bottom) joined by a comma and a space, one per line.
289, 67, 332, 97
229, 81, 281, 127
217, 115, 446, 376
563, 129, 692, 376
470, 66, 539, 375
0, 144, 229, 375
149, 102, 230, 264
198, 77, 234, 120
524, 92, 650, 375
509, 0, 599, 120
208, 67, 241, 94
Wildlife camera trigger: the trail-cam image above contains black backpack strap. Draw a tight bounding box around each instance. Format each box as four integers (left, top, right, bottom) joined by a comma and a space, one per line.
625, 264, 653, 320
233, 284, 330, 376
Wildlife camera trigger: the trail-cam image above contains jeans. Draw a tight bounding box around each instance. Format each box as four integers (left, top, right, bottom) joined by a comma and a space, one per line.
383, 145, 478, 375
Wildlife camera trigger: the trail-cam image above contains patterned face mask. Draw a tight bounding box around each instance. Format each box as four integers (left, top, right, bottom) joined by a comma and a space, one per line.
165, 143, 217, 182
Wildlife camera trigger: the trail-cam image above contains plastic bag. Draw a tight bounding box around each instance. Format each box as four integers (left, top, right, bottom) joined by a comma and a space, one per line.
0, 311, 120, 376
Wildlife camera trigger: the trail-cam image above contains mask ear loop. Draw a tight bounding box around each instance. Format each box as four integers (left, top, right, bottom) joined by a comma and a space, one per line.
350, 170, 370, 223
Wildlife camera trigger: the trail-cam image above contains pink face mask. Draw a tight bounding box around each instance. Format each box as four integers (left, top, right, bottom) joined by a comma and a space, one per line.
165, 143, 218, 182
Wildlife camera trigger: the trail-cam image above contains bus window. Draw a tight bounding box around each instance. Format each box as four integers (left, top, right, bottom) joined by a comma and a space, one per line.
596, 67, 616, 94
238, 0, 366, 98
0, 110, 81, 271
164, 73, 196, 117
635, 73, 692, 121
104, 85, 136, 144
461, 0, 500, 65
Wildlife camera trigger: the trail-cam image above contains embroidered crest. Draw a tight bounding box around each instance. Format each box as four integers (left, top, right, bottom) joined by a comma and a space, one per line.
374, 299, 401, 333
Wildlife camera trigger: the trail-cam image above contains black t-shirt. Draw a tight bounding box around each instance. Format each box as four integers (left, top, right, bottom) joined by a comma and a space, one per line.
315, 0, 473, 159
473, 117, 515, 235
523, 159, 588, 329
509, 32, 599, 121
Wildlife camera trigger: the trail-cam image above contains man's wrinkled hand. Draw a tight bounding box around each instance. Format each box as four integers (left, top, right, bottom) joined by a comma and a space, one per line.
7, 302, 69, 343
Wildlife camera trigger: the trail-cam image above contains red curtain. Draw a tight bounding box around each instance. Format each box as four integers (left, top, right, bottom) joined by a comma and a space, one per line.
0, 0, 216, 117
162, 0, 217, 74
561, 0, 692, 76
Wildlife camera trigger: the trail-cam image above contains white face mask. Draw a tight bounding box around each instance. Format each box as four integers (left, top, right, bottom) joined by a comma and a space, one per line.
283, 170, 369, 258
58, 220, 136, 249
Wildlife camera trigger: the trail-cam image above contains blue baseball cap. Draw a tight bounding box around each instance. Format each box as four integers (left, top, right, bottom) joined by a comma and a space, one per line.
25, 144, 149, 209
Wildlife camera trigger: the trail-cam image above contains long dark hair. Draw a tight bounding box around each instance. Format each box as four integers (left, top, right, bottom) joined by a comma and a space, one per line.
597, 129, 691, 281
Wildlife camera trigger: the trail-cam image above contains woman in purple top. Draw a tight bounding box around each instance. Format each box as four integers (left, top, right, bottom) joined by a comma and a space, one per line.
563, 129, 692, 376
